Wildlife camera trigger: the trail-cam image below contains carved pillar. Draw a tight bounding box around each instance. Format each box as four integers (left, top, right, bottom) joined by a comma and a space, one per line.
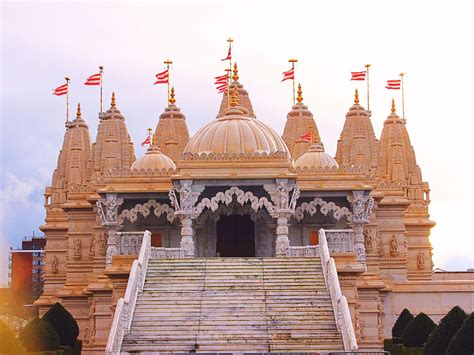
96, 193, 123, 266
180, 216, 195, 257
351, 191, 374, 264
276, 215, 290, 257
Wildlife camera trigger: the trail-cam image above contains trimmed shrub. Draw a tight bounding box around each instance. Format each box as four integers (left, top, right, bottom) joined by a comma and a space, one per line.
42, 302, 79, 346
445, 312, 474, 355
0, 319, 26, 355
393, 308, 415, 343
423, 305, 467, 355
402, 312, 436, 348
18, 317, 60, 351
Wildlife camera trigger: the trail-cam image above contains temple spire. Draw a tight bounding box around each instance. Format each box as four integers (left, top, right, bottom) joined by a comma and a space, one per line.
296, 83, 303, 103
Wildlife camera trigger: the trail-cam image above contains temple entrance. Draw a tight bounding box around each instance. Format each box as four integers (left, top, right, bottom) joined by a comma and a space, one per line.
216, 215, 255, 257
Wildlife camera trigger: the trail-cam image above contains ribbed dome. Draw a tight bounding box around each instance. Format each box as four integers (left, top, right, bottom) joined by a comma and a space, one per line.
183, 107, 290, 160
131, 144, 176, 173
294, 143, 339, 173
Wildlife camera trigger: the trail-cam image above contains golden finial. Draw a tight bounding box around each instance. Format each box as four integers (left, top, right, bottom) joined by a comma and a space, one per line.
169, 86, 176, 104
111, 92, 116, 108
76, 103, 81, 118
354, 88, 359, 104
230, 84, 239, 107
296, 83, 303, 103
232, 63, 239, 82
147, 127, 152, 135
152, 132, 157, 145
391, 98, 396, 113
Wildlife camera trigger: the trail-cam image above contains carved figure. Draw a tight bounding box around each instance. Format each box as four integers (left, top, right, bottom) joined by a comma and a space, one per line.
73, 238, 81, 260
417, 251, 425, 270
89, 234, 95, 260
364, 229, 374, 251
390, 235, 398, 257
289, 186, 300, 211
178, 184, 194, 212
277, 182, 289, 209
51, 255, 58, 274
99, 232, 107, 256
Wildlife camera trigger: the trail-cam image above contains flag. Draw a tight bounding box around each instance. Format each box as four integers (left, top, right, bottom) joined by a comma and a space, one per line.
154, 69, 169, 84
351, 71, 366, 81
217, 84, 228, 93
141, 135, 151, 147
214, 74, 229, 93
84, 73, 101, 85
386, 79, 401, 89
281, 68, 294, 82
53, 83, 68, 96
300, 132, 311, 141
221, 46, 231, 61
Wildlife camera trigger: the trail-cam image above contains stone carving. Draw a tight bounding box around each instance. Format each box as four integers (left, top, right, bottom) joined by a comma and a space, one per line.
89, 234, 95, 260
294, 197, 352, 222
73, 238, 81, 260
364, 229, 374, 251
169, 182, 198, 216
377, 303, 384, 341
51, 255, 58, 274
352, 191, 374, 223
354, 301, 361, 340
377, 230, 384, 257
286, 245, 319, 257
325, 230, 355, 253
99, 232, 107, 256
390, 235, 399, 257
96, 194, 124, 225
118, 200, 175, 226
87, 299, 96, 344
417, 251, 425, 270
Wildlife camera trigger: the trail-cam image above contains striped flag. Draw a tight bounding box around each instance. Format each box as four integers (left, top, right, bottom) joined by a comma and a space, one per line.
84, 73, 101, 85
141, 135, 151, 147
215, 74, 228, 93
300, 132, 311, 141
154, 69, 169, 85
281, 67, 294, 82
53, 83, 68, 96
386, 80, 401, 90
351, 71, 366, 81
221, 46, 231, 61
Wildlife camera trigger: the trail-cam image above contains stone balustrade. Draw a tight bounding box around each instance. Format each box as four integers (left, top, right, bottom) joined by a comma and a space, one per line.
286, 245, 319, 257
325, 229, 355, 253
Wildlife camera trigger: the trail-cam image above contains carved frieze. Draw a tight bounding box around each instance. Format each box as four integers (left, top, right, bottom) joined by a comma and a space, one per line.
294, 197, 352, 222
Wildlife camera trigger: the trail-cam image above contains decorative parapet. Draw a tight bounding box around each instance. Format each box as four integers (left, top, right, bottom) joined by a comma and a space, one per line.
181, 150, 288, 161
319, 228, 358, 351
151, 247, 185, 258
106, 230, 151, 355
325, 229, 355, 254
294, 197, 352, 222
118, 200, 175, 226
286, 245, 319, 257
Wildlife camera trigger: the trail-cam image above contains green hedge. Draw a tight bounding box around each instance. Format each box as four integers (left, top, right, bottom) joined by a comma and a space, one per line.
42, 303, 79, 347
445, 312, 474, 355
393, 308, 415, 343
423, 306, 467, 355
384, 339, 424, 355
402, 312, 436, 348
18, 317, 60, 352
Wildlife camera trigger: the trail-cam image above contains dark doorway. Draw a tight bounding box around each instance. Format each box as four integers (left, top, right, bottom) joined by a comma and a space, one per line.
216, 215, 255, 257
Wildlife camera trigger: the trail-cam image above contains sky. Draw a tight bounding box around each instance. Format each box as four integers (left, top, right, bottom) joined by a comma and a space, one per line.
1, 0, 473, 285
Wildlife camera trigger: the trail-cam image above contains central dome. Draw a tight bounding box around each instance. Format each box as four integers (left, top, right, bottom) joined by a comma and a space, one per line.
183, 108, 290, 160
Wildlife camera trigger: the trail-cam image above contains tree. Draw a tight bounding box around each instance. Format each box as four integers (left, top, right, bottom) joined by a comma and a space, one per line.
18, 317, 60, 351
42, 302, 79, 346
0, 319, 26, 355
392, 308, 415, 343
423, 306, 467, 355
402, 312, 436, 348
445, 312, 474, 355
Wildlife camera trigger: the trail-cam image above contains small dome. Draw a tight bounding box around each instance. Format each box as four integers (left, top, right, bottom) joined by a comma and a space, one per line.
294, 143, 339, 173
183, 107, 290, 160
131, 144, 176, 174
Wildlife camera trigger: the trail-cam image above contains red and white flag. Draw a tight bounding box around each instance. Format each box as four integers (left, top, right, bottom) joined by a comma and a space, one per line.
386, 79, 401, 89
84, 73, 101, 86
215, 74, 229, 93
141, 135, 151, 147
216, 84, 228, 93
300, 132, 311, 141
154, 69, 169, 85
281, 68, 294, 82
53, 83, 68, 96
350, 71, 366, 81
221, 46, 231, 61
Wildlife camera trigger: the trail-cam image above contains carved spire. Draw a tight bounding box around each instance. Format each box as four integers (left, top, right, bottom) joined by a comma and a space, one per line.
232, 63, 239, 82
154, 86, 190, 163
92, 92, 135, 176
282, 86, 321, 161
335, 91, 379, 175
296, 83, 303, 103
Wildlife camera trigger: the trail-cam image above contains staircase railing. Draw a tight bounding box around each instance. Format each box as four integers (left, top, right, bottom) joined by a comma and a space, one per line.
105, 230, 151, 355
319, 228, 358, 351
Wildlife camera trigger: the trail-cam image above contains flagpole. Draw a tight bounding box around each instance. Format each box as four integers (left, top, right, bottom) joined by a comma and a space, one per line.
225, 68, 232, 108
227, 37, 233, 109
289, 59, 298, 106
65, 76, 70, 123
164, 59, 172, 104
365, 64, 371, 111
99, 66, 104, 112
400, 72, 405, 120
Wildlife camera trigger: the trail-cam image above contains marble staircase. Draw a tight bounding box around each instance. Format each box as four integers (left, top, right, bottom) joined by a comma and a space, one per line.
121, 257, 344, 353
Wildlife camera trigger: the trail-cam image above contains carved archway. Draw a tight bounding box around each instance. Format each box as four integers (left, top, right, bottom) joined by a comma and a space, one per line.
118, 199, 175, 226
294, 197, 352, 222
195, 202, 275, 227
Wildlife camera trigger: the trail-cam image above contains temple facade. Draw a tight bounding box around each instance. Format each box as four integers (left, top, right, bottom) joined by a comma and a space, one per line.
35, 66, 474, 353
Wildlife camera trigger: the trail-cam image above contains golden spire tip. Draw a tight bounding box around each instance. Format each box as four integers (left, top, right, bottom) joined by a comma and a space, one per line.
76, 103, 81, 118
232, 63, 239, 82
169, 86, 176, 104
391, 98, 396, 114
111, 92, 116, 108
354, 88, 359, 104
230, 84, 239, 107
296, 83, 303, 103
